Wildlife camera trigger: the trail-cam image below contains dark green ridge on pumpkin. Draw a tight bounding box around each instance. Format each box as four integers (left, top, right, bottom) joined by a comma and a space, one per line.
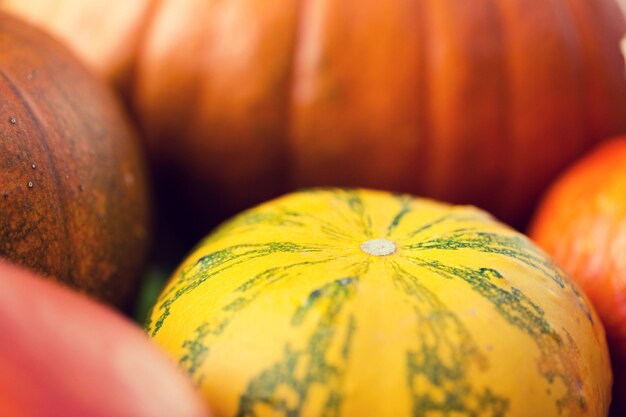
179, 322, 210, 382
149, 242, 326, 336
235, 260, 332, 294
407, 212, 489, 239
391, 265, 509, 416
177, 259, 338, 383
406, 257, 586, 413
386, 196, 412, 237
402, 224, 594, 324
405, 231, 565, 288
340, 191, 373, 237
200, 210, 308, 246
235, 277, 358, 417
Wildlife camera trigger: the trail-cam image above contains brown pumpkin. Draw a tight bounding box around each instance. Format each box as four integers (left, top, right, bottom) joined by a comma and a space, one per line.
132, 0, 626, 235
0, 13, 151, 306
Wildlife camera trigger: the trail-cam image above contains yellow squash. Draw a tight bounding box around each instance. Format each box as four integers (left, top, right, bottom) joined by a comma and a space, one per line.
147, 188, 611, 417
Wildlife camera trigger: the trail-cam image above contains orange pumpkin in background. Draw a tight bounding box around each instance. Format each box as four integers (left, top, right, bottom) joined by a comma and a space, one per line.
133, 0, 626, 237
528, 136, 626, 415
3, 1, 626, 241
0, 259, 210, 417
0, 13, 151, 306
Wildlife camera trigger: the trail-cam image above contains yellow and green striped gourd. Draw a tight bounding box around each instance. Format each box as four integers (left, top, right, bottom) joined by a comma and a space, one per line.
147, 188, 611, 417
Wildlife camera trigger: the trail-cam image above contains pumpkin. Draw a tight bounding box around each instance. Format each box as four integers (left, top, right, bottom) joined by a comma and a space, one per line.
0, 13, 150, 306
0, 258, 210, 417
528, 136, 626, 415
5, 1, 626, 236
148, 188, 610, 417
132, 0, 626, 235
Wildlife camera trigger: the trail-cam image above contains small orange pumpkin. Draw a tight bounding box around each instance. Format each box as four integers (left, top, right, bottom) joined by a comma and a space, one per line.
529, 136, 626, 414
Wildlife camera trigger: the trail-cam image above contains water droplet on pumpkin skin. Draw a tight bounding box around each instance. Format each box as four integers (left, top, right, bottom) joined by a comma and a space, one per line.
31, 163, 36, 169
27, 181, 33, 189
9, 117, 16, 125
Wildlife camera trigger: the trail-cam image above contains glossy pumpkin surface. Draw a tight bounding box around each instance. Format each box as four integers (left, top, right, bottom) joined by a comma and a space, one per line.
148, 188, 610, 417
529, 136, 626, 414
0, 258, 210, 417
134, 0, 626, 231
0, 13, 150, 306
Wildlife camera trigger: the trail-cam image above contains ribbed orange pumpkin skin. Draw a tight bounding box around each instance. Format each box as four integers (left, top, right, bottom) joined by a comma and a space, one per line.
134, 0, 626, 231
528, 136, 626, 415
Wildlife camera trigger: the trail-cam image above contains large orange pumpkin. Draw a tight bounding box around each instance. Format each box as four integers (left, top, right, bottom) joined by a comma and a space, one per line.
4, 1, 626, 236
133, 0, 626, 233
528, 136, 626, 415
0, 13, 151, 306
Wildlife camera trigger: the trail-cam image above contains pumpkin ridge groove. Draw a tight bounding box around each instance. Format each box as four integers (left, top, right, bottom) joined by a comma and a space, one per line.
413, 0, 431, 194
281, 0, 309, 192
0, 66, 73, 284
124, 0, 165, 93
476, 0, 511, 215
